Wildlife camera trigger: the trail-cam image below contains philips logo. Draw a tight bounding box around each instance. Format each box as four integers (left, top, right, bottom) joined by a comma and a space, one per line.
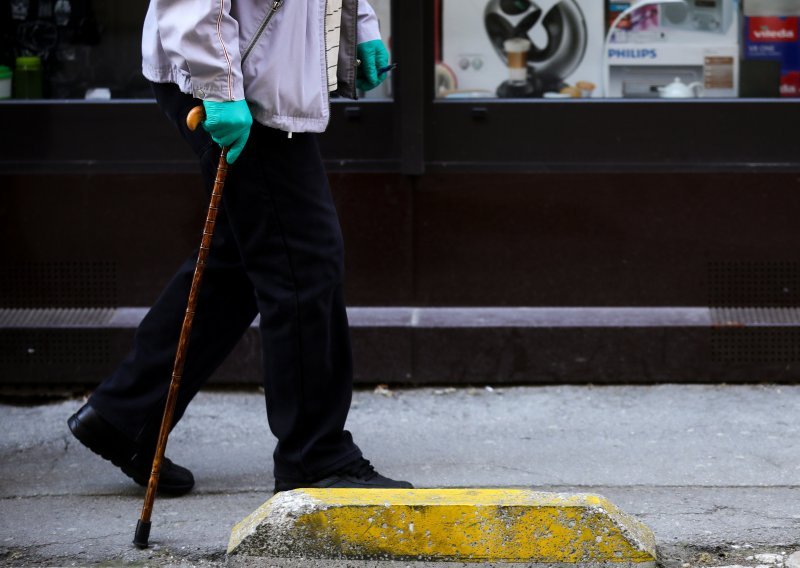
608, 48, 658, 59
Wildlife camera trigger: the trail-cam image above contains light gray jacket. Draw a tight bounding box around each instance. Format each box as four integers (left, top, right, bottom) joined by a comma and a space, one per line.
142, 0, 381, 133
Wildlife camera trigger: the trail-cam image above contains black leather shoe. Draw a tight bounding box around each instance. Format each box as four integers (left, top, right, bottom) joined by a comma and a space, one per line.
274, 457, 413, 493
68, 403, 194, 496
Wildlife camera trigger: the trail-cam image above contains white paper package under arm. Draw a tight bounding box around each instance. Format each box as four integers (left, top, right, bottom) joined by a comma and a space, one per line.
141, 0, 381, 134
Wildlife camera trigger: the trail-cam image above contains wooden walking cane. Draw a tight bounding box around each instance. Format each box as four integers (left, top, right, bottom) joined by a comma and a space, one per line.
134, 105, 227, 549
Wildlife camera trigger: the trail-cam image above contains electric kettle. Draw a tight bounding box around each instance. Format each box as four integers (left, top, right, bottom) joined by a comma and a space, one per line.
658, 77, 704, 98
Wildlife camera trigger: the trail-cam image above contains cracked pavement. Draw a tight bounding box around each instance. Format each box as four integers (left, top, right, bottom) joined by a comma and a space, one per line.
1, 385, 799, 566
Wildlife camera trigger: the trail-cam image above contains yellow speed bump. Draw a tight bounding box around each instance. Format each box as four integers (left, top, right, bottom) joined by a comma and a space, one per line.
228, 488, 656, 565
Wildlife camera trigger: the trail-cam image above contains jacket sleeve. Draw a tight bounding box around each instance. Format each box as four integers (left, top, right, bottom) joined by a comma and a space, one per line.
152, 0, 245, 101
356, 0, 382, 43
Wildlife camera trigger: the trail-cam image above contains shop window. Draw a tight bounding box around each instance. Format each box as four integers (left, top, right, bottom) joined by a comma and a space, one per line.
354, 0, 394, 101
435, 0, 800, 100
1, 0, 393, 101
1, 0, 151, 99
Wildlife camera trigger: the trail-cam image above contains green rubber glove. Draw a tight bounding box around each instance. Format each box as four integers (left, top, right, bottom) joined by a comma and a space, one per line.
201, 100, 253, 164
356, 39, 390, 92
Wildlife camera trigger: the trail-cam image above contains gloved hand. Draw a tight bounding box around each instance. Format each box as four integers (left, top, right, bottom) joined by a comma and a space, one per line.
356, 39, 390, 92
201, 100, 253, 163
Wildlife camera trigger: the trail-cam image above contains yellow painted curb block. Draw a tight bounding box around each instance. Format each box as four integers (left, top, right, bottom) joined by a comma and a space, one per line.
227, 488, 656, 564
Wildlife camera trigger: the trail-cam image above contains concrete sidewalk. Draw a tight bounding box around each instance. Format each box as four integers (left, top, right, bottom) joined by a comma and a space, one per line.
1, 384, 798, 566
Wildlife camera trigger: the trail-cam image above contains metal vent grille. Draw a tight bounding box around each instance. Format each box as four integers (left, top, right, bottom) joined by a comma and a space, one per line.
0, 262, 118, 308
0, 308, 115, 328
709, 262, 800, 364
711, 329, 800, 364
711, 307, 800, 327
708, 261, 800, 307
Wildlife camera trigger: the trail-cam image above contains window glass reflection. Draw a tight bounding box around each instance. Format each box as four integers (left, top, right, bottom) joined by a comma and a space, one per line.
2, 0, 151, 100
0, 0, 392, 102
358, 0, 394, 100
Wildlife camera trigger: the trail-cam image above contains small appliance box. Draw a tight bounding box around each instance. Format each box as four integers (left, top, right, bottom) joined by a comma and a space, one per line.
606, 0, 740, 97
442, 0, 605, 98
742, 0, 800, 97
606, 45, 739, 97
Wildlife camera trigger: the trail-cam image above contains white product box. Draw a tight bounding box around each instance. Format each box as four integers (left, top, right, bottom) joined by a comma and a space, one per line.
606, 43, 739, 96
605, 0, 740, 97
608, 0, 738, 43
742, 0, 800, 98
660, 0, 736, 35
442, 0, 605, 98
744, 0, 800, 17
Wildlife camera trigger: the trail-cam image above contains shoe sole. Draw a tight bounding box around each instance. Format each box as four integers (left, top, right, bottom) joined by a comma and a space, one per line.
68, 413, 193, 496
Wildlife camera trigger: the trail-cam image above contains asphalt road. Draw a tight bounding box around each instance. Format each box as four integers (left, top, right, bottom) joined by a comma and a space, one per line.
1, 384, 798, 566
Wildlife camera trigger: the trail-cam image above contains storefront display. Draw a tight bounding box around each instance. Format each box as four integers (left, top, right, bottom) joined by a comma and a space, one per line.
605, 0, 740, 98
441, 0, 604, 98
1, 0, 394, 101
742, 0, 800, 97
438, 0, 796, 99
0, 0, 797, 174
1, 0, 795, 102
1, 1, 181, 99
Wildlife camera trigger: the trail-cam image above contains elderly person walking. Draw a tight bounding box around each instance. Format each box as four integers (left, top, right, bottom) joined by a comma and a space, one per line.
68, 0, 411, 495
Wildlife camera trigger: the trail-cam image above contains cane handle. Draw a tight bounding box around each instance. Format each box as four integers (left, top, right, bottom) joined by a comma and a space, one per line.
186, 106, 205, 132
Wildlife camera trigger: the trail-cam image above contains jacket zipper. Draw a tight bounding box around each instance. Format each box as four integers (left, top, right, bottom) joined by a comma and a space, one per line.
241, 0, 284, 65
323, 0, 332, 117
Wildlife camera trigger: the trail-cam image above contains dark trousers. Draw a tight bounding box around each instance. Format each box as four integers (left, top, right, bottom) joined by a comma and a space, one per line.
90, 82, 361, 481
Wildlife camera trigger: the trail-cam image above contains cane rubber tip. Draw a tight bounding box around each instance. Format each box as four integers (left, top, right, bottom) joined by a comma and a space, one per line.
133, 520, 151, 549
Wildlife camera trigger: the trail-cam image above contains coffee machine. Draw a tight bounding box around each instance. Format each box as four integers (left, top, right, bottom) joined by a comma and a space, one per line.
484, 0, 587, 94
442, 0, 604, 97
